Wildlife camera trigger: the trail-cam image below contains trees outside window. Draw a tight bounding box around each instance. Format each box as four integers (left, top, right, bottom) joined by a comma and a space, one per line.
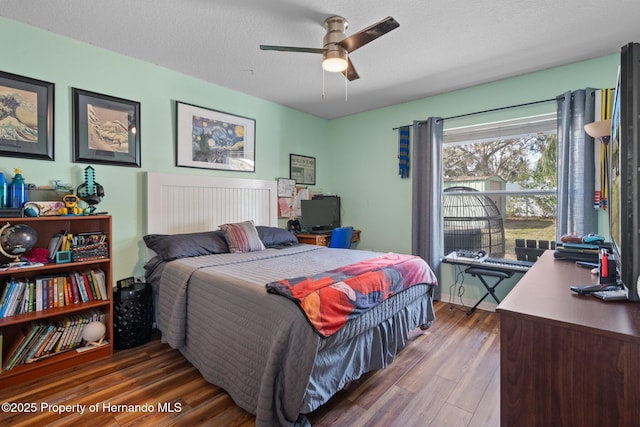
443, 115, 557, 259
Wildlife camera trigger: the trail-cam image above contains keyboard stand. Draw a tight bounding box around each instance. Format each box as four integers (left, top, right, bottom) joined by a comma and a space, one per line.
464, 267, 514, 315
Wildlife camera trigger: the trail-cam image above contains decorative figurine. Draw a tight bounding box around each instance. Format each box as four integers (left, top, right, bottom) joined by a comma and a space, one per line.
76, 166, 104, 214
58, 193, 84, 215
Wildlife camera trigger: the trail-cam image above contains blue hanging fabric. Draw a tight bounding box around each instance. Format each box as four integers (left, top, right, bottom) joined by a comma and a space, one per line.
398, 125, 410, 178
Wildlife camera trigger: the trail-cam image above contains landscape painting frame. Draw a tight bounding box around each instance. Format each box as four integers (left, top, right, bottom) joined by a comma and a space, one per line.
72, 88, 141, 167
0, 70, 54, 161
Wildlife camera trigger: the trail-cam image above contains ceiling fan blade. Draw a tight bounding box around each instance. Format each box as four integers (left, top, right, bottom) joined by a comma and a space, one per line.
260, 45, 325, 54
337, 16, 400, 53
343, 58, 360, 81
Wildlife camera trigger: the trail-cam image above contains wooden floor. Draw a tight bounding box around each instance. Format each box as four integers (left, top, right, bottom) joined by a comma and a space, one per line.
0, 302, 500, 426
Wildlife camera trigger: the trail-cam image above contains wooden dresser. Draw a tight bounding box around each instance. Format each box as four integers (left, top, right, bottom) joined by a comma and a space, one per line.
496, 250, 640, 426
295, 229, 361, 247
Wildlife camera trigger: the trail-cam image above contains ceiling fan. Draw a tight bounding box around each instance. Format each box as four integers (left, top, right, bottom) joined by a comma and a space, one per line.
260, 16, 399, 81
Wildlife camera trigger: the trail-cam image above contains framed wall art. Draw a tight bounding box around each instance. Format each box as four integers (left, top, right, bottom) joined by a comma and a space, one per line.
72, 88, 141, 167
0, 71, 54, 160
176, 101, 255, 172
290, 154, 316, 185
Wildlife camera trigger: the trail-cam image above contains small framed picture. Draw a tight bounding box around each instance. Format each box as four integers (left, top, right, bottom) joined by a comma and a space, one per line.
72, 88, 141, 167
176, 101, 256, 172
277, 178, 296, 197
0, 71, 54, 161
290, 154, 316, 185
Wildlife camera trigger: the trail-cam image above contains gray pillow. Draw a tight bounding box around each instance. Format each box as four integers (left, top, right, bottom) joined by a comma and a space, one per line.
256, 226, 298, 247
143, 230, 229, 260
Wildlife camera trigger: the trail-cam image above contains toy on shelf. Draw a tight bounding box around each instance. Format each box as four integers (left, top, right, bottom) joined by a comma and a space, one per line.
76, 166, 104, 214
58, 193, 84, 215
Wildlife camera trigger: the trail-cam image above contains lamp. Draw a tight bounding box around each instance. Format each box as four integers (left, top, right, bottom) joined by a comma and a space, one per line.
322, 49, 348, 72
82, 321, 106, 346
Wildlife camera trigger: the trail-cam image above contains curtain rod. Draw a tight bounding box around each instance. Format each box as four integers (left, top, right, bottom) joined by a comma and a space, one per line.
392, 97, 557, 131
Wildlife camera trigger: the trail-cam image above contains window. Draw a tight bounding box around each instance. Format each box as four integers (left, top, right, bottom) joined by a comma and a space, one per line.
442, 114, 557, 259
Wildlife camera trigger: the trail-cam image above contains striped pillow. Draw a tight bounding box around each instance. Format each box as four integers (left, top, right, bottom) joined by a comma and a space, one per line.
219, 220, 266, 253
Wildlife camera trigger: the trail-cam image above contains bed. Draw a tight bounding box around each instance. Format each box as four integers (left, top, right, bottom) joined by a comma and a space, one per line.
143, 172, 438, 426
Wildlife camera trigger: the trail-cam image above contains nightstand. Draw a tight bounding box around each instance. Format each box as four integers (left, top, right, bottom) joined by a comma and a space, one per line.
114, 282, 153, 349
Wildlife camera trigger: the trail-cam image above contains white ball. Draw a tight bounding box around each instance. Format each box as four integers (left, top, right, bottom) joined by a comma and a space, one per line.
82, 321, 106, 342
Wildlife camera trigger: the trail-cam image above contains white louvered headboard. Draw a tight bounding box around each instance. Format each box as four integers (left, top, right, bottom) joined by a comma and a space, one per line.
146, 172, 278, 235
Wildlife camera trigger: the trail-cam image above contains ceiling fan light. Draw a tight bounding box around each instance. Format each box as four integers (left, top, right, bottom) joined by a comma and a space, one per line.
323, 56, 348, 72
322, 47, 348, 72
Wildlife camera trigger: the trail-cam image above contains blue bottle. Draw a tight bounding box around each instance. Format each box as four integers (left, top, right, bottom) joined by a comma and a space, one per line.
10, 168, 27, 208
0, 172, 7, 208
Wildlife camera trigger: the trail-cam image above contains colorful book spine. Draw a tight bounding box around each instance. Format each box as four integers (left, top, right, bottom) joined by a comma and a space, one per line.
84, 271, 98, 300
73, 272, 89, 303
28, 280, 35, 312
68, 274, 80, 304
0, 280, 17, 317
35, 279, 43, 312
57, 276, 65, 308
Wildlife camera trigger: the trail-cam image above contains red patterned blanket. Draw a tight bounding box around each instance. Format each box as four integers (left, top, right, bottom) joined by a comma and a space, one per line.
266, 253, 437, 337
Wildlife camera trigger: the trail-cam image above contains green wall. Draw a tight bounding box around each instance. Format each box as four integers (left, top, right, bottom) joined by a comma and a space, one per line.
326, 54, 618, 304
1, 18, 621, 304
0, 18, 328, 282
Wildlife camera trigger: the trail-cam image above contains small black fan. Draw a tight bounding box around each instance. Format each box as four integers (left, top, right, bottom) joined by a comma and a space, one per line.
260, 15, 399, 81
76, 165, 105, 213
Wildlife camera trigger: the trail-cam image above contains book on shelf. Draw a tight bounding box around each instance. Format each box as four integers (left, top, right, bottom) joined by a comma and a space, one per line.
18, 281, 30, 314
55, 316, 73, 353
68, 274, 80, 304
0, 280, 17, 317
47, 277, 54, 309
0, 279, 27, 318
64, 233, 73, 251
82, 272, 97, 301
42, 326, 63, 357
73, 272, 91, 302
47, 232, 64, 263
24, 324, 56, 363
27, 281, 33, 312
56, 276, 65, 308
91, 269, 108, 300
2, 309, 106, 371
0, 281, 9, 309
4, 323, 40, 371
0, 269, 106, 318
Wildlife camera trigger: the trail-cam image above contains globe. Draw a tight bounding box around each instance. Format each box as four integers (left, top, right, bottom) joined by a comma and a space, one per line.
0, 223, 38, 261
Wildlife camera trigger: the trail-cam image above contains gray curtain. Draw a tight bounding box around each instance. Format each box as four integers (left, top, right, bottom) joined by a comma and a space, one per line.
412, 117, 443, 300
556, 89, 597, 240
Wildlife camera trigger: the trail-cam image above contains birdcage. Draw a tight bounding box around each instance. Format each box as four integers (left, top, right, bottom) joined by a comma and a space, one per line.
443, 186, 505, 257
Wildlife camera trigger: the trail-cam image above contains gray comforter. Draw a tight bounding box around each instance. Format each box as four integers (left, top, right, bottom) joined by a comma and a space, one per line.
154, 245, 437, 426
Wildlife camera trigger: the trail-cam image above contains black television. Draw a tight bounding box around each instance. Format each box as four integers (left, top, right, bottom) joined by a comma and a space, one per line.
300, 197, 340, 232
609, 42, 640, 302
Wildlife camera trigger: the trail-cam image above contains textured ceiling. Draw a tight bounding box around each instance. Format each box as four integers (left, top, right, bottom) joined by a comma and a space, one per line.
2, 0, 640, 119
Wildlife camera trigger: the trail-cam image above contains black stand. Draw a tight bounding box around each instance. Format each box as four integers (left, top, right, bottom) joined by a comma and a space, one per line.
464, 267, 514, 315
114, 282, 153, 349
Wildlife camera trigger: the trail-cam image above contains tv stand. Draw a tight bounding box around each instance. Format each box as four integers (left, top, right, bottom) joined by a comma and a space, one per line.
497, 251, 640, 426
296, 230, 361, 247
309, 228, 333, 235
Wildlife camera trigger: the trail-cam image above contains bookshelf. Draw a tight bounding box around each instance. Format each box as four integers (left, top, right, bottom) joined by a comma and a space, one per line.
0, 215, 113, 387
